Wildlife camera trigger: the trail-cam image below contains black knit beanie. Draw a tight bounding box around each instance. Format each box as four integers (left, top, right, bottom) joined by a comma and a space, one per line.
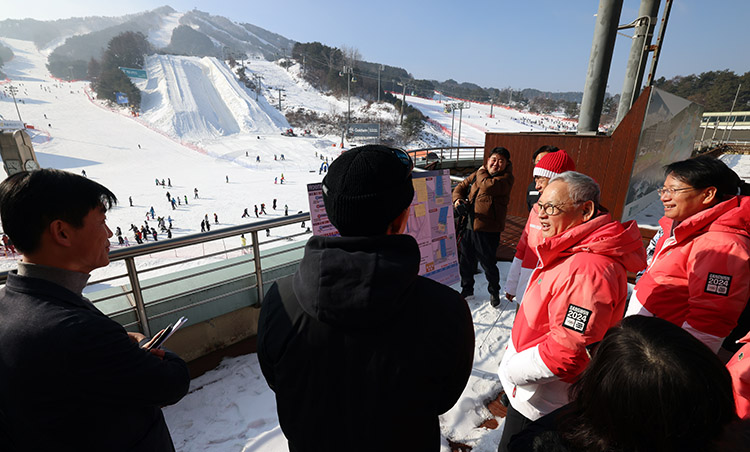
322, 145, 414, 236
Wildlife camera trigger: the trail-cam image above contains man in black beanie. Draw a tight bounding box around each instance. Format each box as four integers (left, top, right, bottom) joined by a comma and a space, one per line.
257, 144, 475, 452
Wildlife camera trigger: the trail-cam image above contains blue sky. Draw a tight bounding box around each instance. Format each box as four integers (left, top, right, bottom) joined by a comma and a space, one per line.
4, 1, 749, 93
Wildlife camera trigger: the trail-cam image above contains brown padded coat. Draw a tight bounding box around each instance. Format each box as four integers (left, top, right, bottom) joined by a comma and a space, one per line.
452, 162, 514, 233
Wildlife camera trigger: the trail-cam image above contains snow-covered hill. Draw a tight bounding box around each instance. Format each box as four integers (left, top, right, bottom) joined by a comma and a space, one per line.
140, 54, 289, 140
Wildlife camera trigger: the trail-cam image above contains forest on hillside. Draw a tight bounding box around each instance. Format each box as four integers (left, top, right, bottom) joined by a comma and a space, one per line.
654, 70, 750, 112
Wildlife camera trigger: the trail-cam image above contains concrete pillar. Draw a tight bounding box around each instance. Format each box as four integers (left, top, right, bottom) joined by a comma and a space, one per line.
578, 0, 624, 133
616, 0, 661, 126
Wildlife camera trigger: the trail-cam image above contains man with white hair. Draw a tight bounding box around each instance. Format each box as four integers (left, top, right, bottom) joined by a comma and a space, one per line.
497, 171, 646, 452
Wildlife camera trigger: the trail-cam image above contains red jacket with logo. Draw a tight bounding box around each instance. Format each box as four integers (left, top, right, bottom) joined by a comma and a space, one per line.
627, 196, 750, 352
499, 214, 647, 420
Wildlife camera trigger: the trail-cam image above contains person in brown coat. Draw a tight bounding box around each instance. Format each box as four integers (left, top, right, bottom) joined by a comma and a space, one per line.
453, 146, 514, 306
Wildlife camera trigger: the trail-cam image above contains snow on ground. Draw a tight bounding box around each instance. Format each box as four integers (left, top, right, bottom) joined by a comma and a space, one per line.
404, 93, 578, 147
139, 54, 289, 140
147, 11, 184, 49
3, 35, 750, 451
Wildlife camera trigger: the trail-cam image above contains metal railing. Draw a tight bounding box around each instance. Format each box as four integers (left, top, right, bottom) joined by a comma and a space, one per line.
406, 146, 484, 167
0, 213, 311, 336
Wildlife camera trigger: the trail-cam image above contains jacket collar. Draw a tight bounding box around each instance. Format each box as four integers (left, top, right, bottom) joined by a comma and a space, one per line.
660, 196, 750, 243
5, 271, 103, 315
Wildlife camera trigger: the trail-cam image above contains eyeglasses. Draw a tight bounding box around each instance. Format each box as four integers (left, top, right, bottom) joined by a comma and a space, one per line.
537, 201, 580, 216
391, 148, 414, 172
656, 187, 697, 197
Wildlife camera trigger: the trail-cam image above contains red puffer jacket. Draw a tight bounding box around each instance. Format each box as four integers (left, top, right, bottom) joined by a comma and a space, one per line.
627, 196, 750, 353
499, 213, 647, 420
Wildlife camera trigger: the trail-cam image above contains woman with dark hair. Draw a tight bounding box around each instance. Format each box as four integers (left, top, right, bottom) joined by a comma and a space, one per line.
509, 316, 739, 452
627, 155, 750, 353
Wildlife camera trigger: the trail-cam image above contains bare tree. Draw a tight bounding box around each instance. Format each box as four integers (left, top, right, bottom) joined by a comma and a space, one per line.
340, 45, 361, 69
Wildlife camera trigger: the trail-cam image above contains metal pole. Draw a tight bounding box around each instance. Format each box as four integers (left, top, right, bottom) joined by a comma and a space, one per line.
6, 86, 23, 124
378, 64, 383, 103
645, 0, 672, 87
250, 231, 264, 304
124, 257, 151, 336
699, 117, 709, 148
578, 0, 623, 133
347, 68, 351, 125
450, 108, 456, 148
616, 0, 661, 126
722, 84, 741, 143
400, 83, 406, 125
457, 107, 463, 148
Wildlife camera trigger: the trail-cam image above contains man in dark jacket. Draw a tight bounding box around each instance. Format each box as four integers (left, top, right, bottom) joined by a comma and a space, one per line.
452, 146, 514, 306
0, 169, 190, 451
258, 145, 475, 452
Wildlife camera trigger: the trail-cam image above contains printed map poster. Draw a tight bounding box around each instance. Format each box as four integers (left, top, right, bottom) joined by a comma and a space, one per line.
306, 169, 459, 286
406, 170, 459, 286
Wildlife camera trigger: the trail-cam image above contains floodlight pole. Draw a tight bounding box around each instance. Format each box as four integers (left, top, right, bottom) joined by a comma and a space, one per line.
377, 64, 384, 103
397, 81, 409, 125
340, 66, 354, 124
6, 85, 23, 124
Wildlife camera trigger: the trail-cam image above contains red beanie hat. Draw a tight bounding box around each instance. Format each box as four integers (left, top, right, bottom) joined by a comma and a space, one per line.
533, 150, 575, 179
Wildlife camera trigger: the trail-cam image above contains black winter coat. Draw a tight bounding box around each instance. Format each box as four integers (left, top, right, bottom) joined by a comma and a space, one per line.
0, 272, 190, 451
258, 234, 475, 452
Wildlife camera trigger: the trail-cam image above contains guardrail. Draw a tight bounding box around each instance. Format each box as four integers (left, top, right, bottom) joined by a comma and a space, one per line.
0, 213, 311, 336
405, 146, 484, 168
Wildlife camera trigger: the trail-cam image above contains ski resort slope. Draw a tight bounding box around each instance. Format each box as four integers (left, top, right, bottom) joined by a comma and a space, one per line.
404, 93, 578, 147
140, 54, 290, 140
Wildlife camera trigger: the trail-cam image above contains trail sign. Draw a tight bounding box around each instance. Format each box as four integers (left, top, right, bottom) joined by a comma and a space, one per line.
346, 123, 380, 138
119, 67, 147, 79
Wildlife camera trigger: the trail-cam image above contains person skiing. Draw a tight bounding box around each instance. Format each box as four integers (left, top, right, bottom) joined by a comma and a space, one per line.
129, 196, 133, 207
201, 220, 206, 233
168, 178, 171, 187
260, 203, 267, 215
194, 188, 199, 199
273, 199, 277, 210
242, 208, 250, 218
254, 205, 259, 217
184, 195, 188, 205
214, 213, 218, 224
284, 204, 288, 216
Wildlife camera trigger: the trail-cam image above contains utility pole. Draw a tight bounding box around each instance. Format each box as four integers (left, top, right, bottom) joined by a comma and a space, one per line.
339, 66, 354, 124
397, 81, 409, 125
277, 88, 285, 110
5, 85, 23, 124
377, 64, 384, 103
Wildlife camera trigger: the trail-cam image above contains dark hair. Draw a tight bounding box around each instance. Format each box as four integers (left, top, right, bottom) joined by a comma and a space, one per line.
561, 315, 737, 452
664, 155, 741, 199
532, 145, 559, 161
490, 146, 511, 161
0, 169, 117, 253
